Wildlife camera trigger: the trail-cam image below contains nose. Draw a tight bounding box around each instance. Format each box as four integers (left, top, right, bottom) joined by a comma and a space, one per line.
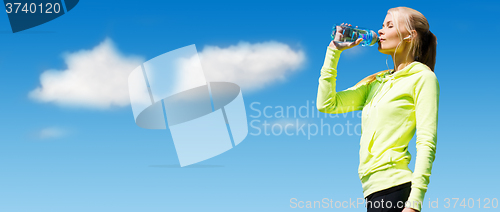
378, 29, 384, 35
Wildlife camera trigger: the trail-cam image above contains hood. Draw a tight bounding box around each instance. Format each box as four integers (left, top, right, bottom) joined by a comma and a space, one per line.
365, 61, 431, 117
375, 61, 431, 82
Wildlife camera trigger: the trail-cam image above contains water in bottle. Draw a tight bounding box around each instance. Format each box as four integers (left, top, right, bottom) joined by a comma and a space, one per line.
331, 24, 379, 46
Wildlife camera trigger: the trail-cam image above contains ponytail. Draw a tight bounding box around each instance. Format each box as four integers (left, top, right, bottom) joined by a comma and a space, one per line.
415, 30, 437, 72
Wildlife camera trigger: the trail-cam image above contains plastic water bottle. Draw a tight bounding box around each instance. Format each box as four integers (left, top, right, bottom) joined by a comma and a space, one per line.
331, 24, 379, 46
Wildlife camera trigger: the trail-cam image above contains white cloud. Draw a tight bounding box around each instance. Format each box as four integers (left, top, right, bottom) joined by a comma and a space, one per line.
199, 41, 306, 92
29, 38, 144, 109
30, 39, 305, 109
36, 127, 67, 139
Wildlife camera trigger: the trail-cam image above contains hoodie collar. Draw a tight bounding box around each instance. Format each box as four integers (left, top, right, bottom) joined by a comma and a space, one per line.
376, 61, 430, 82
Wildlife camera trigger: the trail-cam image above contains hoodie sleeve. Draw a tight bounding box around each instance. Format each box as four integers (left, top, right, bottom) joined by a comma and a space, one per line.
316, 47, 369, 114
407, 71, 440, 212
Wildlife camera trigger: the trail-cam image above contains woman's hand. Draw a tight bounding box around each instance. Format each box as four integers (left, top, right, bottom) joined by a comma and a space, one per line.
402, 207, 419, 212
329, 23, 364, 51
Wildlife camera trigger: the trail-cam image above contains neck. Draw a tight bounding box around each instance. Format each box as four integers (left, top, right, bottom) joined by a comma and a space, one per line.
391, 48, 415, 72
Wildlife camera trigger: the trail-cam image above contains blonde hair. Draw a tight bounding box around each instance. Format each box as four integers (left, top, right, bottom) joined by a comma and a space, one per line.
355, 6, 437, 87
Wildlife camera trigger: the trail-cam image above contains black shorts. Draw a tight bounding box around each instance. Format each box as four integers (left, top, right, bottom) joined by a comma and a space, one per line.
365, 181, 412, 212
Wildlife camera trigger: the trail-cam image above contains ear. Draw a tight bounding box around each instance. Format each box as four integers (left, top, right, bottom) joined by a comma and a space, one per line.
406, 29, 418, 42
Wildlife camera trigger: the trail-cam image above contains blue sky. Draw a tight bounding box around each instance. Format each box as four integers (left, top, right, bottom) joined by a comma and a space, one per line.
0, 0, 499, 211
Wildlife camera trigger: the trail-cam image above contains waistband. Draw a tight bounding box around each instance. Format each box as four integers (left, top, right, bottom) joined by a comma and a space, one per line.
365, 181, 411, 201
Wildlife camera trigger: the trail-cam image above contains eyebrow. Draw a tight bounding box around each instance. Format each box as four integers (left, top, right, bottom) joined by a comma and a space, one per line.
382, 21, 393, 26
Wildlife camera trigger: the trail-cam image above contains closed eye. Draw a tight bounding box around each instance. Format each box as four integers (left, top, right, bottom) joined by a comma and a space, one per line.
382, 21, 393, 28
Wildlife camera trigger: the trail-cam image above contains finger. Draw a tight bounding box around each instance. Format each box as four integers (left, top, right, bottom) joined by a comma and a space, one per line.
356, 38, 364, 45
350, 38, 363, 46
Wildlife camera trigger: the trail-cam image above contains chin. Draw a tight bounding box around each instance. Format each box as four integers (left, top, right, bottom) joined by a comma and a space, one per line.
377, 45, 394, 55
377, 48, 390, 55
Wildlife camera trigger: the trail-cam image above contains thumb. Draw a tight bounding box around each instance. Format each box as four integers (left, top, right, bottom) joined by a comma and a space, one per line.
355, 38, 364, 45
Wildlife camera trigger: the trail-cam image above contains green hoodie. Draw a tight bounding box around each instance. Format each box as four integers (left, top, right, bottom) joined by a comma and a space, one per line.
317, 47, 439, 212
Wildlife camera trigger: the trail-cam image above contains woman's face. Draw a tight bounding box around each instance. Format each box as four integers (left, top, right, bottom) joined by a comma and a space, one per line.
377, 13, 410, 55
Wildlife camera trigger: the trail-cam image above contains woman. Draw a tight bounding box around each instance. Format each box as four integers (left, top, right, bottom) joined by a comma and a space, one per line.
316, 7, 439, 212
